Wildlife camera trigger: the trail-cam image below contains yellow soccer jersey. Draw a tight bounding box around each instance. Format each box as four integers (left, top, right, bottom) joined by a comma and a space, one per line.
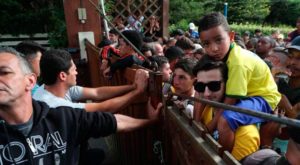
226, 43, 281, 109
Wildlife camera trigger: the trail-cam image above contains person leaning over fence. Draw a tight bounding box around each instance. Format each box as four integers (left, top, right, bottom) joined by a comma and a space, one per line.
193, 58, 260, 161
197, 12, 281, 152
100, 30, 145, 77
16, 40, 46, 95
33, 49, 148, 113
0, 47, 162, 165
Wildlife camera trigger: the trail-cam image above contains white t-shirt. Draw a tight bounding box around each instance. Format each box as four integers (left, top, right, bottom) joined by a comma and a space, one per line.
33, 85, 85, 109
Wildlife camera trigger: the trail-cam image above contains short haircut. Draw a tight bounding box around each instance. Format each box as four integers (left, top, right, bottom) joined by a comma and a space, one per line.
174, 58, 197, 77
151, 55, 169, 70
40, 49, 72, 85
109, 29, 118, 35
198, 12, 230, 33
16, 40, 45, 61
259, 36, 276, 48
98, 37, 112, 48
193, 56, 228, 82
175, 36, 195, 50
122, 30, 143, 51
0, 47, 33, 74
164, 46, 184, 62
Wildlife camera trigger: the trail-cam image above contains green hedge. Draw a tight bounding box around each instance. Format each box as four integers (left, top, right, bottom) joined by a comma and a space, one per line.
169, 22, 295, 38
230, 23, 294, 38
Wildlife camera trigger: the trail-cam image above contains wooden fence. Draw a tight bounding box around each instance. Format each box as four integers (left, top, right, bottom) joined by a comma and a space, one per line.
84, 40, 241, 165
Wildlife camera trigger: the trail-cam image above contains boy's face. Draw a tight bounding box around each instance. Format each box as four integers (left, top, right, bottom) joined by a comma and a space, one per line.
173, 68, 195, 95
118, 38, 132, 56
109, 33, 118, 43
161, 63, 172, 82
200, 26, 233, 61
196, 69, 225, 102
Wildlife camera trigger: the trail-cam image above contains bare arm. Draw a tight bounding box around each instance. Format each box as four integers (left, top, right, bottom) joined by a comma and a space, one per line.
81, 85, 135, 101
206, 97, 237, 132
115, 100, 162, 132
81, 69, 149, 101
84, 69, 149, 113
84, 88, 140, 113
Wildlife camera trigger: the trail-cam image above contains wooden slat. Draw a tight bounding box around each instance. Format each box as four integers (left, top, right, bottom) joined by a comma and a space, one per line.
85, 39, 102, 87
165, 106, 227, 165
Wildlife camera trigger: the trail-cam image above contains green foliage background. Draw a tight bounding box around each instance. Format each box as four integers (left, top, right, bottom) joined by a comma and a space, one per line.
0, 0, 299, 47
169, 0, 299, 34
0, 0, 67, 48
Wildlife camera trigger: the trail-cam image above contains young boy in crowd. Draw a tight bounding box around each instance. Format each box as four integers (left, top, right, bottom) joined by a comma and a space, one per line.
197, 12, 281, 151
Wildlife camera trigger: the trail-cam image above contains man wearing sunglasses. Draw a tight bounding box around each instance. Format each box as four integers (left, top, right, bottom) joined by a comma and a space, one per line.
192, 59, 260, 161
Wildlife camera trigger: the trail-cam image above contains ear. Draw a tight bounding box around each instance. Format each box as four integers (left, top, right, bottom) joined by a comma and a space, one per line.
25, 74, 37, 91
58, 72, 67, 82
229, 31, 235, 42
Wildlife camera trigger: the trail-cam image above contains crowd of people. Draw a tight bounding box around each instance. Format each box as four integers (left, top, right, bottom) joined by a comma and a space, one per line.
0, 10, 300, 164
98, 12, 300, 164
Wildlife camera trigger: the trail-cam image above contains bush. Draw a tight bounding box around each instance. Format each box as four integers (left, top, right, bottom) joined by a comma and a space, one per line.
169, 22, 294, 39
230, 23, 294, 38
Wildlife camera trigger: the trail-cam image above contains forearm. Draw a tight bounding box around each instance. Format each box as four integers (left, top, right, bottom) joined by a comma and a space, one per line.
115, 114, 153, 132
94, 85, 136, 101
85, 89, 140, 113
82, 84, 136, 101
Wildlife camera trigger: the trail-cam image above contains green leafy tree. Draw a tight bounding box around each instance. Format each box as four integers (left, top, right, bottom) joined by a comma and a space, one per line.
222, 0, 269, 24
265, 0, 300, 26
0, 0, 67, 47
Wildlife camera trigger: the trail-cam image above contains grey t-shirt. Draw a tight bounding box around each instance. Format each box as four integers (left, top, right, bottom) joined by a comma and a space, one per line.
10, 115, 33, 137
33, 85, 85, 109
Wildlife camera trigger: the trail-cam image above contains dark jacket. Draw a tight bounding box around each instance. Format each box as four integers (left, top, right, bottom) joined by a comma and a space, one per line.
0, 100, 117, 165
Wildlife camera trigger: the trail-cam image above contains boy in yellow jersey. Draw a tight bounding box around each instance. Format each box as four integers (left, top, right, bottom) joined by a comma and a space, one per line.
193, 59, 260, 161
196, 12, 281, 152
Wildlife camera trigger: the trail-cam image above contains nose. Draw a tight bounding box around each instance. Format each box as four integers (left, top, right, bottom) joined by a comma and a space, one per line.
203, 86, 211, 98
210, 43, 219, 52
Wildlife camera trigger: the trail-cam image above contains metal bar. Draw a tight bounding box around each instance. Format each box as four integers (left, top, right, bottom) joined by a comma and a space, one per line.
88, 0, 152, 66
172, 92, 300, 128
99, 0, 109, 37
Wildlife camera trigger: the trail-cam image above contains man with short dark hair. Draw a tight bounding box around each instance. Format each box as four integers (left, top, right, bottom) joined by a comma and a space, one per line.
193, 59, 260, 161
256, 36, 276, 59
33, 49, 148, 113
164, 46, 184, 71
101, 30, 145, 77
16, 40, 46, 94
0, 47, 161, 164
173, 58, 197, 118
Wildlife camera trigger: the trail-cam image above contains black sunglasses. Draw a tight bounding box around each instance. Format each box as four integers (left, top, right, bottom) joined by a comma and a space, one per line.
194, 81, 222, 93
